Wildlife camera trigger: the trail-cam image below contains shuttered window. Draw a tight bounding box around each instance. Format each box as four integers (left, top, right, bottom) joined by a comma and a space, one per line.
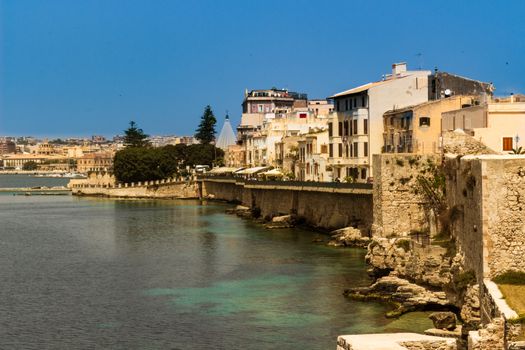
503, 137, 513, 151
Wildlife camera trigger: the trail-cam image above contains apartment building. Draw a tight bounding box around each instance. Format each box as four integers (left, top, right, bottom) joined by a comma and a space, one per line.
328, 63, 431, 182
442, 95, 525, 153
383, 95, 480, 154
297, 127, 330, 181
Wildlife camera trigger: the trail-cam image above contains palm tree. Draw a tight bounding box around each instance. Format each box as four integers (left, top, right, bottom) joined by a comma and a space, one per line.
510, 147, 525, 155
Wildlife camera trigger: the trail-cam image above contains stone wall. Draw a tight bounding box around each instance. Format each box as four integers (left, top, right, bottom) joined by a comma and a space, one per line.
446, 155, 525, 280
72, 181, 198, 199
200, 179, 373, 231
372, 153, 441, 238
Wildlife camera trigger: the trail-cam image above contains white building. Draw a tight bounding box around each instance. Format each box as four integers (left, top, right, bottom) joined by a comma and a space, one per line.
328, 62, 431, 182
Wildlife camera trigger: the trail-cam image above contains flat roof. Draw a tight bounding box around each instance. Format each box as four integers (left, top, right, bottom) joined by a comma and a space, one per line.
328, 80, 391, 99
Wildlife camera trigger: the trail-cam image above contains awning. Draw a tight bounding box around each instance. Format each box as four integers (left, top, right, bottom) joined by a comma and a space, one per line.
235, 166, 272, 175
208, 167, 242, 174
259, 169, 284, 177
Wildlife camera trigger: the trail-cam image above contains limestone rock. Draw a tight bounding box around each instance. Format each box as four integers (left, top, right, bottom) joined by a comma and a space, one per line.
429, 312, 457, 331
328, 226, 370, 248
460, 284, 481, 326
265, 214, 296, 229
344, 275, 451, 317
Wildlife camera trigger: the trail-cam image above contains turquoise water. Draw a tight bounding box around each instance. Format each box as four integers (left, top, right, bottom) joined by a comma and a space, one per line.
0, 195, 432, 349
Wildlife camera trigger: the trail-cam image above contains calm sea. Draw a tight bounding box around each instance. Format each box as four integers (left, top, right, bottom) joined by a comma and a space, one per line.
0, 176, 432, 349
0, 174, 70, 188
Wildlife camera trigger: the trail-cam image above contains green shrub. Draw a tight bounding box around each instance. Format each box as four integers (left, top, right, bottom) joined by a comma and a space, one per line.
493, 271, 525, 285
454, 270, 476, 290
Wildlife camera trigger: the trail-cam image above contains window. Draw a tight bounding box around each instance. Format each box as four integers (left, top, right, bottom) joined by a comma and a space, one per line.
353, 142, 358, 157
338, 122, 343, 136
364, 142, 368, 157
364, 119, 368, 134
329, 144, 333, 157
361, 168, 367, 179
362, 96, 366, 107
345, 144, 349, 157
343, 121, 349, 136
338, 143, 343, 157
419, 116, 430, 127
353, 120, 358, 134
345, 99, 349, 110
503, 137, 513, 151
328, 123, 333, 137
336, 101, 340, 111
353, 98, 357, 108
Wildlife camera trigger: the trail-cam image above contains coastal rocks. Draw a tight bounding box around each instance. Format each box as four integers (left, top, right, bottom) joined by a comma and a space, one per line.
468, 317, 506, 350
264, 214, 297, 229
225, 205, 253, 218
460, 284, 481, 326
344, 275, 450, 317
366, 237, 453, 288
328, 227, 370, 247
429, 312, 457, 331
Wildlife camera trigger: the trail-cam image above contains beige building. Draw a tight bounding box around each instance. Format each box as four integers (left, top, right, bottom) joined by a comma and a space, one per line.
1, 154, 66, 169
77, 152, 114, 173
224, 144, 245, 168
442, 96, 525, 153
383, 95, 479, 154
297, 127, 330, 181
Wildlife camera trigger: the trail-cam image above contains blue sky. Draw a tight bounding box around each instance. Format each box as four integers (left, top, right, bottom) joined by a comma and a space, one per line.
1, 0, 524, 138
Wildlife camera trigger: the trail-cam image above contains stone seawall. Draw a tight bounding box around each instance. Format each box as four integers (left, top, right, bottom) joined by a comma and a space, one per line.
199, 179, 373, 231
72, 181, 199, 199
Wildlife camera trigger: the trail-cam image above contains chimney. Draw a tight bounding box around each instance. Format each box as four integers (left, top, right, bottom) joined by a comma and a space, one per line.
392, 62, 407, 77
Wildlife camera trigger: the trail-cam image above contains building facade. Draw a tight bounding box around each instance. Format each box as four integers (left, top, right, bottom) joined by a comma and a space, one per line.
442, 97, 525, 153
328, 63, 431, 182
383, 95, 479, 154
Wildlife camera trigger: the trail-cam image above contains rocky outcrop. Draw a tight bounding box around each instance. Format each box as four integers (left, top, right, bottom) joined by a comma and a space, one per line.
328, 227, 370, 247
460, 284, 481, 326
344, 275, 450, 317
442, 130, 497, 156
264, 214, 297, 229
366, 237, 454, 288
429, 312, 457, 331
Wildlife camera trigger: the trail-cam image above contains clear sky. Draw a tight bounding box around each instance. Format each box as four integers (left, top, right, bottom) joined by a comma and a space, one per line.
1, 0, 524, 138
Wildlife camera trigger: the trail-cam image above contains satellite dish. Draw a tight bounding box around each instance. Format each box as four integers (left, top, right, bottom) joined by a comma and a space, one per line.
444, 89, 452, 97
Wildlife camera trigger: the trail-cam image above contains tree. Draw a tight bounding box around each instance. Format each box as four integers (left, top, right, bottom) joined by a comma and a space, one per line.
510, 146, 525, 155
22, 161, 38, 171
123, 121, 150, 148
195, 105, 217, 144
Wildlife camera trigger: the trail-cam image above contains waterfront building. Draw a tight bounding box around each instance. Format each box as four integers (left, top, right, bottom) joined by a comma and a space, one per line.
297, 127, 330, 181
383, 95, 480, 154
1, 153, 66, 169
441, 94, 525, 153
328, 62, 431, 182
224, 144, 245, 168
237, 88, 310, 165
328, 62, 493, 182
76, 152, 114, 173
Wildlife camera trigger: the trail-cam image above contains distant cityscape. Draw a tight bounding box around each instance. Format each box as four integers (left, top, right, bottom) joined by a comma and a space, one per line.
0, 134, 199, 173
